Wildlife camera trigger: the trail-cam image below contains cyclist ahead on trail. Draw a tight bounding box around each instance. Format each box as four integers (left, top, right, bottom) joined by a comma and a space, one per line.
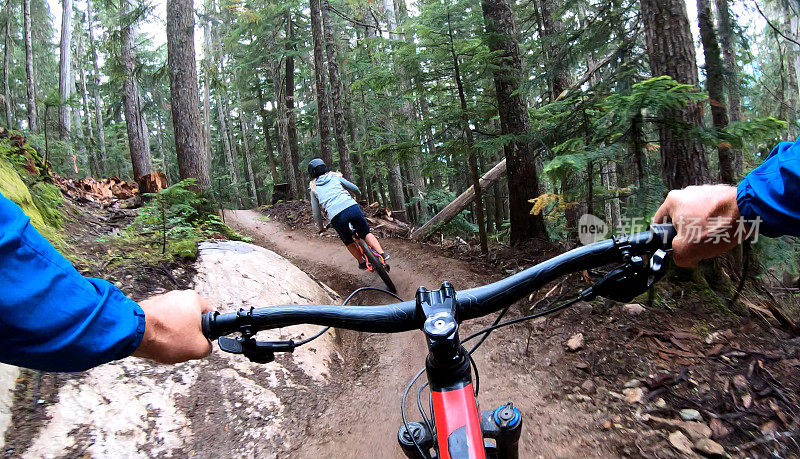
308, 158, 389, 270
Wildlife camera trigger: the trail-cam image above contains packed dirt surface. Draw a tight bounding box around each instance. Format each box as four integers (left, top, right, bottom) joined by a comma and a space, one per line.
226, 206, 800, 458
226, 209, 625, 457
3, 196, 797, 458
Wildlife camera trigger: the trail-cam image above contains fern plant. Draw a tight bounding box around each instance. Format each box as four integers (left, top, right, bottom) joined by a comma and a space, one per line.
125, 179, 248, 259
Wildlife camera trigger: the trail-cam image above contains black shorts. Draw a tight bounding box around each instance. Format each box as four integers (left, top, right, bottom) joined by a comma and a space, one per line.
331, 204, 371, 245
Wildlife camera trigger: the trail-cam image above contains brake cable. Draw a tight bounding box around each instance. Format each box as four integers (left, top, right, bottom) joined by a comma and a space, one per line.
466, 304, 512, 355
295, 287, 404, 346
401, 296, 578, 457
402, 367, 431, 459
462, 294, 589, 348
217, 286, 403, 363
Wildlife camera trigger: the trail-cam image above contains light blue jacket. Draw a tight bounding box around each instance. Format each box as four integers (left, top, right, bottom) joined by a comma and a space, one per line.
310, 172, 361, 230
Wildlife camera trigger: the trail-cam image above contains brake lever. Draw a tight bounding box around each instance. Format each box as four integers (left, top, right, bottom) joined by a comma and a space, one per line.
583, 249, 669, 303
217, 336, 296, 364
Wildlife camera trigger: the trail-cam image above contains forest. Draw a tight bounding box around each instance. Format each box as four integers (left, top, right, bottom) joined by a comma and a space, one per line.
1, 0, 799, 267
3, 0, 800, 455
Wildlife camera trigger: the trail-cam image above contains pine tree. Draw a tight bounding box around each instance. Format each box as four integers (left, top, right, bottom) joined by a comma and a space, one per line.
167, 0, 211, 189
640, 0, 710, 189
481, 0, 548, 243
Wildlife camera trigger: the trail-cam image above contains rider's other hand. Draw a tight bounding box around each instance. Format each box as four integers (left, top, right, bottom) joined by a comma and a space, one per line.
653, 185, 741, 268
133, 290, 213, 364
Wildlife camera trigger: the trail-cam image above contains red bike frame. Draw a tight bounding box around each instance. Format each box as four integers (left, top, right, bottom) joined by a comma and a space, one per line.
417, 283, 489, 459
431, 384, 485, 459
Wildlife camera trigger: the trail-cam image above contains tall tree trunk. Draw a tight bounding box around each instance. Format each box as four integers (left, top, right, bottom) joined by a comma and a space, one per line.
255, 80, 279, 187
714, 0, 743, 176
640, 0, 710, 189
309, 0, 333, 166
539, 0, 570, 100
167, 0, 211, 189
23, 0, 36, 132
273, 59, 298, 199
792, 16, 800, 108
139, 97, 151, 160
697, 0, 735, 184
377, 173, 389, 208
241, 110, 265, 206
77, 20, 99, 177
216, 94, 240, 203
382, 0, 399, 38
154, 109, 172, 183
387, 162, 406, 216
480, 0, 548, 244
631, 111, 646, 186
285, 11, 304, 196
69, 68, 86, 176
785, 14, 799, 139
3, 13, 13, 129
342, 77, 366, 194
211, 19, 242, 205
58, 0, 72, 139
322, 0, 352, 180
238, 104, 258, 204
86, 0, 106, 175
492, 152, 503, 233
714, 0, 743, 122
202, 0, 213, 167
448, 8, 487, 253
120, 0, 152, 181
601, 161, 621, 228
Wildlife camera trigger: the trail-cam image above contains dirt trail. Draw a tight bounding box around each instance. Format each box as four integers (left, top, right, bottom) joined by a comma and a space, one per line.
225, 210, 617, 458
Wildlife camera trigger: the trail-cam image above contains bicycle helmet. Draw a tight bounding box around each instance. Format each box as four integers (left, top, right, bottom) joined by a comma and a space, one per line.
308, 158, 328, 179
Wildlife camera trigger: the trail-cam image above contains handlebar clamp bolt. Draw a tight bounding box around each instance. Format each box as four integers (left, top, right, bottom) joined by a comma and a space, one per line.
423, 312, 457, 339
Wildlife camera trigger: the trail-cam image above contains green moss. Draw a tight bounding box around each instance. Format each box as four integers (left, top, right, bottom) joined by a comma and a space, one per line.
0, 157, 63, 245
30, 182, 64, 229
171, 237, 201, 259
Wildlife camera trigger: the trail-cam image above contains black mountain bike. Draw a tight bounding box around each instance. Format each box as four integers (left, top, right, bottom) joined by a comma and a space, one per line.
328, 221, 396, 293
203, 224, 676, 458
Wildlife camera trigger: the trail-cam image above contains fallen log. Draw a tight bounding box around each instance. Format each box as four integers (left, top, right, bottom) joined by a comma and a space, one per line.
411, 158, 506, 242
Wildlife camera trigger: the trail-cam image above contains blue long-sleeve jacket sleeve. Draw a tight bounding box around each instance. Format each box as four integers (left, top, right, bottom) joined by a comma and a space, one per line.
737, 138, 800, 238
0, 191, 145, 372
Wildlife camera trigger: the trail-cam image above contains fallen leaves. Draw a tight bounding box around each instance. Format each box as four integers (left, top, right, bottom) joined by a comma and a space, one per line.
55, 176, 139, 204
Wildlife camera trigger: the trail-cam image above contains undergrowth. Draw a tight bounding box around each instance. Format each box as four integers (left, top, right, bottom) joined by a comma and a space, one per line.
105, 179, 249, 264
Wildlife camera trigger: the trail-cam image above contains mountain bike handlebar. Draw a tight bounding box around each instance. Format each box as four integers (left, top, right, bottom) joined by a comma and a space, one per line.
202, 224, 675, 340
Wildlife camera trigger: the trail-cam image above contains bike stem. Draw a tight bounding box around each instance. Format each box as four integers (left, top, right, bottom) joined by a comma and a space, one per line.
403, 283, 521, 459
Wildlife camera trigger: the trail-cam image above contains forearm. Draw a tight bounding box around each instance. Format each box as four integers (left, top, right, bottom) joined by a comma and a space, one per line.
340, 177, 361, 197
0, 192, 144, 371
310, 192, 324, 230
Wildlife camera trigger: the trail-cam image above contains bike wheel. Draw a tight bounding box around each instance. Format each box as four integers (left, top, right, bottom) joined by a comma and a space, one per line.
358, 239, 397, 293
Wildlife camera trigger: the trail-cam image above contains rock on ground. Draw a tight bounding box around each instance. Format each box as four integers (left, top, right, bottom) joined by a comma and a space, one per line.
0, 363, 19, 450
622, 303, 645, 316
566, 333, 585, 352
669, 431, 695, 456
15, 241, 338, 458
694, 438, 725, 456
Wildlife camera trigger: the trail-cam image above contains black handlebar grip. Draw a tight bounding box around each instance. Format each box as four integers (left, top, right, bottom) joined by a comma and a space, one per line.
202, 311, 219, 340
650, 223, 676, 250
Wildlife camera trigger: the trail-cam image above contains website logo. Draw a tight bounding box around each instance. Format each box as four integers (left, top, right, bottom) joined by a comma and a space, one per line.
578, 214, 608, 245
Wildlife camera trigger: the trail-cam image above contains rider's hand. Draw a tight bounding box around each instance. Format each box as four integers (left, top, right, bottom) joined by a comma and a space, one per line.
132, 290, 213, 364
653, 185, 741, 267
